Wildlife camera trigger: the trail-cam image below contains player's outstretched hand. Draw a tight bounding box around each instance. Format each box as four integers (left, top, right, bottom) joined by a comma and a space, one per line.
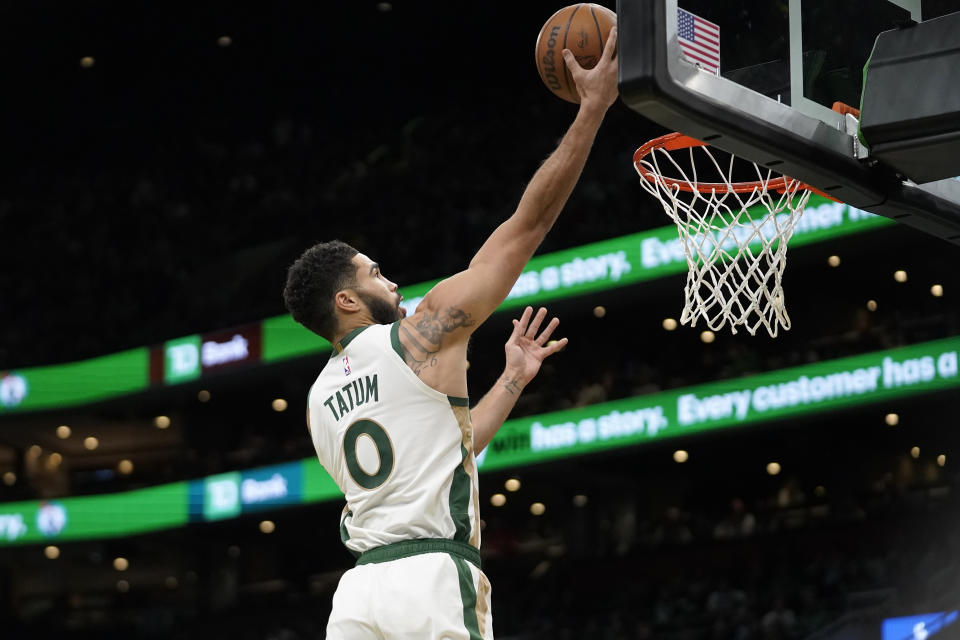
562, 26, 618, 110
503, 306, 568, 386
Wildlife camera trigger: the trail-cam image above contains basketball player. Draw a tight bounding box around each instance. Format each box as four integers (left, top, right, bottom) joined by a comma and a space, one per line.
283, 28, 619, 640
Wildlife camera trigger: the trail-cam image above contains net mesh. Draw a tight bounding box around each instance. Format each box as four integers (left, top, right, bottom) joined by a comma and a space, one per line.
634, 136, 813, 337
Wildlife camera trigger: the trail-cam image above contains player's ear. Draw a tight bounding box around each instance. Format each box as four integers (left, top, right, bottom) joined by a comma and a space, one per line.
334, 289, 361, 314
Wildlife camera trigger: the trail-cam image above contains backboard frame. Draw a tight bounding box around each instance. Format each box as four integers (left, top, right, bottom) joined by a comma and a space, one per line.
617, 0, 960, 245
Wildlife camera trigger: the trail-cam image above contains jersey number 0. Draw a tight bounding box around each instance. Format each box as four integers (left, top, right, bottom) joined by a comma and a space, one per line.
343, 419, 395, 489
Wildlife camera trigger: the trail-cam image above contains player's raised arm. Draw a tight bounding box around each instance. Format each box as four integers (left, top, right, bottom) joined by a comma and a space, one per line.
471, 306, 568, 455
415, 28, 619, 334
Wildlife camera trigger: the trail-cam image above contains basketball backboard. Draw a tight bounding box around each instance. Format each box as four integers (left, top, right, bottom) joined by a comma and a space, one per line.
618, 0, 960, 244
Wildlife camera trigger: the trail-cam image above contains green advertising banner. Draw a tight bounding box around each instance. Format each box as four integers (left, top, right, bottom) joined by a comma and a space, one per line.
0, 333, 955, 546
0, 198, 892, 413
0, 349, 149, 414
0, 482, 187, 546
302, 456, 344, 503
476, 335, 960, 471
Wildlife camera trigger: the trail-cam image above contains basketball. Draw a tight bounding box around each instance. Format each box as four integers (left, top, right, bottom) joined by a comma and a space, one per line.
535, 4, 617, 104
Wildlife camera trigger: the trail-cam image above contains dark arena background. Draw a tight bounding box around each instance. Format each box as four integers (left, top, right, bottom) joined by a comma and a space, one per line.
3, 2, 960, 639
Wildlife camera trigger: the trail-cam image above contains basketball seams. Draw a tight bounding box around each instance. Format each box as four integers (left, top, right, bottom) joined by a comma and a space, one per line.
589, 5, 605, 68
562, 4, 581, 103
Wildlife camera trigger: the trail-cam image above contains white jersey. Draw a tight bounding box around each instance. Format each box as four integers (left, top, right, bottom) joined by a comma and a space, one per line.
307, 322, 481, 555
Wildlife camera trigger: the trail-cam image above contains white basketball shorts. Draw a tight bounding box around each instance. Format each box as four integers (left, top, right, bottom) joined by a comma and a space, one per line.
326, 543, 493, 640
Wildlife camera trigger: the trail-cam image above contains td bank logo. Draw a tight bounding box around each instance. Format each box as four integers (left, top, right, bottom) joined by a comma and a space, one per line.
0, 372, 28, 408
204, 472, 241, 521
164, 336, 201, 384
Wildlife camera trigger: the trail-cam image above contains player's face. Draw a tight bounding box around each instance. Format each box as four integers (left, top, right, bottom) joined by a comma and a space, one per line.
351, 254, 406, 324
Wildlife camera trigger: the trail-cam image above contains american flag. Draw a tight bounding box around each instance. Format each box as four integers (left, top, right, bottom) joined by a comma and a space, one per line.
677, 8, 720, 74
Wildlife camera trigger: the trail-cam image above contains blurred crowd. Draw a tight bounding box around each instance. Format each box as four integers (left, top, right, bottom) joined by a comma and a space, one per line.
145, 484, 956, 640
1, 100, 647, 371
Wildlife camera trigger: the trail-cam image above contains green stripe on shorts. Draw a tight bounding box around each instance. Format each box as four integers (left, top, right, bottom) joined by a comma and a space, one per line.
453, 556, 483, 640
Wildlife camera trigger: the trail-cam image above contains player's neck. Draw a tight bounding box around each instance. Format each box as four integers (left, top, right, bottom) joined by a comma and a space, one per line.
331, 317, 375, 345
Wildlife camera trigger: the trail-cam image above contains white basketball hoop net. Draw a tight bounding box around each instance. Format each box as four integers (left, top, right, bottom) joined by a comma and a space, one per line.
634, 133, 820, 337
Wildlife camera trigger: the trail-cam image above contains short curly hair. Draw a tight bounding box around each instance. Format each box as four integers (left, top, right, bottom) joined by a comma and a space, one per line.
283, 240, 359, 341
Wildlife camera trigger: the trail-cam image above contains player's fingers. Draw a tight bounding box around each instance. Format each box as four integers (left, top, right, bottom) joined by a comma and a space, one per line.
601, 26, 618, 62
513, 306, 533, 337
561, 49, 583, 75
544, 336, 569, 355
509, 319, 522, 341
525, 307, 548, 338
535, 317, 560, 345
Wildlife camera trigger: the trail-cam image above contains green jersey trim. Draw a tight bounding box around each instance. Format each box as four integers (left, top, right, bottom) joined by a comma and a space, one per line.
449, 443, 472, 543
330, 325, 371, 357
340, 510, 360, 558
389, 321, 405, 361
355, 538, 481, 569
454, 556, 484, 640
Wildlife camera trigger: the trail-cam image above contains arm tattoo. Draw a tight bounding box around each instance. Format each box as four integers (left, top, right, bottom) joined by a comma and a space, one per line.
399, 324, 439, 375
414, 307, 473, 344
502, 377, 523, 395
399, 307, 473, 376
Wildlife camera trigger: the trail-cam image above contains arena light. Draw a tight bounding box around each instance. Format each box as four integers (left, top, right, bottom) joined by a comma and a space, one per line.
673, 449, 689, 463
572, 494, 588, 507
27, 445, 42, 458
490, 493, 506, 507
113, 557, 129, 571
272, 398, 288, 412
911, 446, 920, 459
46, 453, 62, 470
259, 520, 276, 534
662, 317, 678, 331
44, 546, 60, 560
56, 425, 71, 439
931, 284, 944, 297
867, 299, 878, 311
117, 460, 134, 475
937, 454, 946, 467
2, 471, 15, 486
117, 580, 130, 593
894, 270, 908, 283
154, 415, 171, 429
766, 462, 781, 475
700, 330, 715, 344
79, 56, 95, 68
83, 437, 99, 451
593, 305, 606, 318
217, 36, 232, 47
827, 255, 841, 267
198, 390, 211, 402
529, 502, 546, 516
885, 413, 899, 426
814, 485, 826, 497
504, 478, 521, 492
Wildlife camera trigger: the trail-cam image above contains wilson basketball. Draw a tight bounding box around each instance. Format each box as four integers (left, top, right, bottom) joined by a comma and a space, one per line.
535, 4, 617, 104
